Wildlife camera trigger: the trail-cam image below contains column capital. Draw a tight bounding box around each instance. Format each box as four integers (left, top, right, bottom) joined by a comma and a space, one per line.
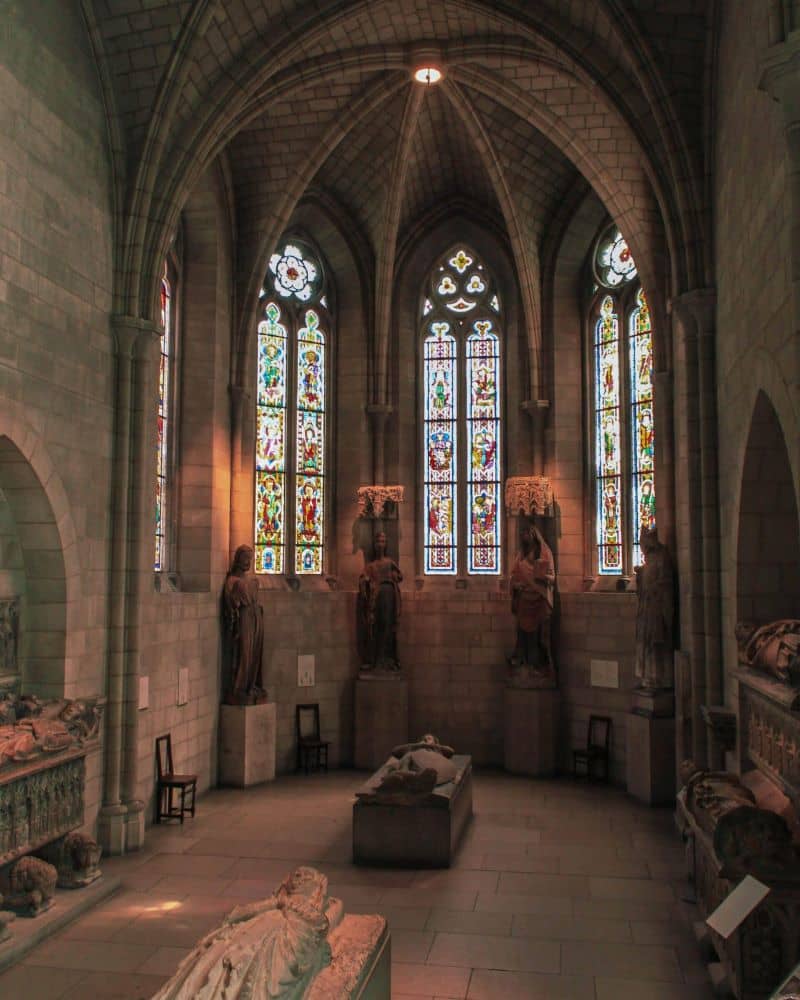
759, 31, 800, 123
111, 314, 160, 359
670, 288, 716, 336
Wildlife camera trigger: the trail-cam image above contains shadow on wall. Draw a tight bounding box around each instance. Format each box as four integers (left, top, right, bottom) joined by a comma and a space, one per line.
0, 434, 68, 698
737, 390, 800, 624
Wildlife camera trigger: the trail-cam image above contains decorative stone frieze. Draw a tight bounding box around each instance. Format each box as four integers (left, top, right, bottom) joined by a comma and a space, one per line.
504, 476, 554, 516
356, 485, 405, 518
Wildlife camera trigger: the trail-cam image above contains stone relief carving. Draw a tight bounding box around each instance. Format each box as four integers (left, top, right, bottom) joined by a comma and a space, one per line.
736, 619, 800, 688
0, 599, 18, 676
152, 866, 386, 1000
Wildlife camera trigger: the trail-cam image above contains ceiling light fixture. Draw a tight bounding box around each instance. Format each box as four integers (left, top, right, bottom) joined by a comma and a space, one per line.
414, 66, 442, 85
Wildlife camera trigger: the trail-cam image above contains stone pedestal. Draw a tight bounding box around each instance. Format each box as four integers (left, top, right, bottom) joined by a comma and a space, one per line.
503, 686, 559, 776
354, 674, 408, 770
626, 695, 676, 805
219, 702, 276, 787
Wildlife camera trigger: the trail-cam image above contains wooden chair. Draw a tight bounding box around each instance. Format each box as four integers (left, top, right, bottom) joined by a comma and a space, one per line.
573, 715, 612, 782
296, 703, 329, 774
155, 734, 197, 823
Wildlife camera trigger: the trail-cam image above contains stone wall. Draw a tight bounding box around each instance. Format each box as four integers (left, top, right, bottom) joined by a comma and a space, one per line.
714, 0, 798, 710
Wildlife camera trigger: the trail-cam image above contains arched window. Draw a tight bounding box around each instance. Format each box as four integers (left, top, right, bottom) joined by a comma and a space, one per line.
255, 241, 329, 576
590, 226, 655, 576
155, 258, 176, 572
422, 247, 502, 576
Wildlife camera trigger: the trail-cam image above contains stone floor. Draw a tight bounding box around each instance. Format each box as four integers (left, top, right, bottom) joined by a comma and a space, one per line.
0, 770, 716, 1000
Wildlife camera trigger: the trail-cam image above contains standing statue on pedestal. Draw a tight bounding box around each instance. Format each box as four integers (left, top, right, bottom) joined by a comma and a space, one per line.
509, 524, 556, 681
222, 545, 267, 705
357, 531, 403, 671
634, 527, 675, 690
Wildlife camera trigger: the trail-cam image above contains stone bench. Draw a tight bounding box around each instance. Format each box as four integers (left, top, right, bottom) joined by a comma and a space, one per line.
352, 754, 473, 868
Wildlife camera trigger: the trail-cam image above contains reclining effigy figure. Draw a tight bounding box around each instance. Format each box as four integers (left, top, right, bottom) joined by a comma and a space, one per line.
356, 734, 460, 805
152, 866, 340, 1000
680, 760, 800, 879
0, 693, 104, 769
735, 619, 800, 687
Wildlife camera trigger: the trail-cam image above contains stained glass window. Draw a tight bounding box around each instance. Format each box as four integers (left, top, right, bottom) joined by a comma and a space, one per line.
467, 321, 501, 573
155, 262, 172, 572
424, 322, 457, 574
591, 227, 655, 576
255, 242, 328, 576
422, 247, 502, 576
594, 296, 622, 574
630, 288, 655, 564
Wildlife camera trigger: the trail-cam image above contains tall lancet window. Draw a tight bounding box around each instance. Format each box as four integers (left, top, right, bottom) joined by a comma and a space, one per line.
422, 247, 502, 575
590, 226, 655, 576
155, 259, 175, 572
255, 241, 329, 575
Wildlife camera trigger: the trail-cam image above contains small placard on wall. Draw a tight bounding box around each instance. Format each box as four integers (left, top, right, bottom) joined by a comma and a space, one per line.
706, 875, 770, 940
298, 654, 315, 687
177, 667, 189, 706
138, 675, 149, 711
590, 659, 619, 688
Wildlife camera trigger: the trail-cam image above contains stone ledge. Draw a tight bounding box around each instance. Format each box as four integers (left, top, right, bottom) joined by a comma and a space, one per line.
0, 874, 120, 973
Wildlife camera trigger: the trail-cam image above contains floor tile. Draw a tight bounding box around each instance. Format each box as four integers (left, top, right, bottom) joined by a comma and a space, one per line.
426, 908, 513, 936
0, 963, 86, 999
392, 961, 472, 998
561, 940, 683, 982
428, 932, 560, 973
58, 972, 169, 1000
511, 913, 632, 942
467, 969, 594, 999
23, 939, 159, 973
595, 977, 716, 999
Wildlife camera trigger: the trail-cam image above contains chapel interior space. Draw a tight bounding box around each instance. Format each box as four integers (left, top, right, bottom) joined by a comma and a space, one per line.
1, 0, 800, 994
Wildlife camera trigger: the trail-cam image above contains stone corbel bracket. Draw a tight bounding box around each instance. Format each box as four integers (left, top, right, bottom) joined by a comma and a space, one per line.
356, 485, 405, 519
504, 476, 554, 517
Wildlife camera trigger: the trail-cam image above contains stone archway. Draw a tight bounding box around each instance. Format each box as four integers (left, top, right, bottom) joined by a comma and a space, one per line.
0, 435, 68, 696
736, 391, 800, 624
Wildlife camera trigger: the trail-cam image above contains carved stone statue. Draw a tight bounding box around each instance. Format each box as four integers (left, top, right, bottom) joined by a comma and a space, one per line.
5, 856, 57, 916
634, 527, 675, 689
357, 531, 403, 671
735, 619, 800, 687
55, 831, 102, 888
152, 866, 338, 1000
509, 524, 555, 679
222, 545, 267, 705
0, 692, 104, 769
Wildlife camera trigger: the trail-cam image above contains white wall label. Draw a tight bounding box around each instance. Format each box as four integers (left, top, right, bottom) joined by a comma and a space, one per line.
178, 667, 189, 706
298, 654, 315, 687
707, 875, 770, 939
138, 675, 149, 710
590, 659, 619, 688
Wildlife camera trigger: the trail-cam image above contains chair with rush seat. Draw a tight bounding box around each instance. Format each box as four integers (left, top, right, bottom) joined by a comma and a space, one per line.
573, 714, 612, 782
295, 703, 329, 774
155, 733, 197, 823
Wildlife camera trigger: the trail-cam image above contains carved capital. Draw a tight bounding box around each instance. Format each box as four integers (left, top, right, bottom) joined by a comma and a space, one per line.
759, 31, 800, 125
356, 484, 405, 518
670, 288, 716, 339
504, 475, 554, 516
111, 315, 160, 360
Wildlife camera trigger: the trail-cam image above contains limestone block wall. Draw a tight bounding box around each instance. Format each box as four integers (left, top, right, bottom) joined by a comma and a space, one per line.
0, 3, 116, 832
714, 0, 797, 708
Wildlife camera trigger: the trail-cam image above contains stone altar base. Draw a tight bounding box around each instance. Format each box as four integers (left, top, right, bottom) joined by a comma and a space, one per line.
504, 686, 559, 776
219, 702, 276, 787
626, 710, 676, 805
353, 756, 473, 868
354, 674, 408, 771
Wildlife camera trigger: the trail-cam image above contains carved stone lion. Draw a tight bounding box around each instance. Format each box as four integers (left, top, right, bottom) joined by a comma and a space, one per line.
6, 856, 57, 916
56, 831, 102, 889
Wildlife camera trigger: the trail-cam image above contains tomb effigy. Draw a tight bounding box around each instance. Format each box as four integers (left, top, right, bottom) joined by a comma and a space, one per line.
677, 616, 800, 1000
150, 865, 389, 1000
353, 734, 473, 867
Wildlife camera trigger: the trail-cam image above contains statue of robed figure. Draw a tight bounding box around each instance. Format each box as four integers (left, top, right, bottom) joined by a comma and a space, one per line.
357, 531, 403, 671
222, 545, 268, 705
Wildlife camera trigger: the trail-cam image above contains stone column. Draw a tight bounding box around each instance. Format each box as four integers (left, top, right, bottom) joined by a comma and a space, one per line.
98, 316, 159, 856
672, 289, 720, 769
366, 403, 393, 486
229, 383, 251, 556
520, 399, 550, 475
